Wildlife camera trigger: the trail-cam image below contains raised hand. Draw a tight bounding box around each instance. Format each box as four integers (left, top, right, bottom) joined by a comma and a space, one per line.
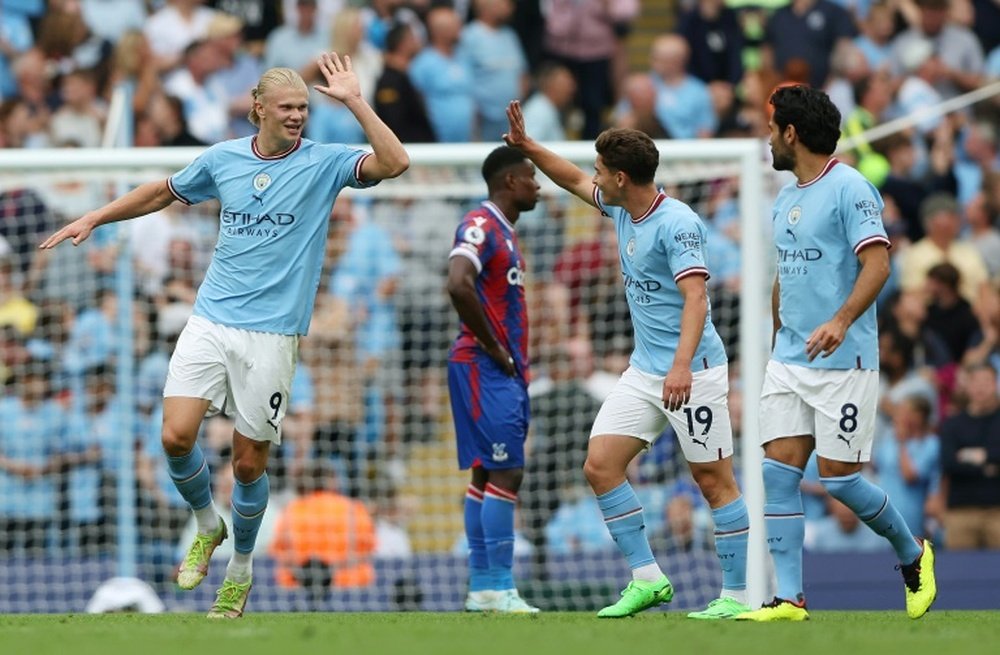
314, 52, 362, 103
503, 100, 529, 149
38, 214, 96, 249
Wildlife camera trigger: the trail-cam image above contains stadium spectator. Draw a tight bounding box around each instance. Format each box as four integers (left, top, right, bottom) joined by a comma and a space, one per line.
953, 115, 1000, 206
0, 252, 37, 336
881, 290, 953, 369
939, 362, 1000, 548
211, 0, 281, 50
269, 461, 376, 589
966, 191, 1000, 279
889, 0, 984, 99
0, 5, 34, 101
105, 30, 162, 118
410, 6, 475, 143
144, 0, 218, 72
520, 63, 576, 142
460, 0, 528, 141
163, 39, 231, 144
9, 49, 52, 146
825, 41, 871, 126
145, 93, 206, 148
328, 197, 403, 481
613, 72, 670, 139
279, 0, 343, 38
842, 71, 893, 183
263, 0, 328, 77
762, 0, 857, 89
80, 0, 148, 45
205, 13, 261, 140
873, 395, 941, 538
678, 0, 744, 91
63, 364, 119, 554
373, 22, 435, 144
0, 360, 66, 554
900, 192, 988, 302
541, 0, 639, 139
50, 69, 105, 149
36, 0, 112, 80
923, 262, 983, 366
647, 483, 714, 555
854, 1, 896, 71
522, 347, 601, 570
647, 34, 717, 139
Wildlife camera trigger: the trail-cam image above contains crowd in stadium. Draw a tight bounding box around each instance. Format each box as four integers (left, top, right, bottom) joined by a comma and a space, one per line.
1, 0, 999, 592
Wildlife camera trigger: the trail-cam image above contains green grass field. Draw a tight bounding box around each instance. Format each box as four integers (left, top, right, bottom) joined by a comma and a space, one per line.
1, 611, 996, 655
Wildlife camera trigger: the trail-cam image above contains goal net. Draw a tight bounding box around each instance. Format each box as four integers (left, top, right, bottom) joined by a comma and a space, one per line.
0, 141, 767, 613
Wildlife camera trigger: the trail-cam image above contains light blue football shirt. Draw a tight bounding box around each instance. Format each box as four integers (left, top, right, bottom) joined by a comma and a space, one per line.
771, 159, 890, 370
168, 137, 376, 335
0, 397, 66, 519
595, 188, 727, 376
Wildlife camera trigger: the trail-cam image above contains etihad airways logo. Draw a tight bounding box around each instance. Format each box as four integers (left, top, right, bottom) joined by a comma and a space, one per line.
221, 209, 296, 238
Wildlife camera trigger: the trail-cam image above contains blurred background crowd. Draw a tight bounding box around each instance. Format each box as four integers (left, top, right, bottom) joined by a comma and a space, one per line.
0, 0, 998, 595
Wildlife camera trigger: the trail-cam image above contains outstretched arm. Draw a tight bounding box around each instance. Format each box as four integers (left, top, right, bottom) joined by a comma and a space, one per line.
315, 52, 409, 181
503, 100, 595, 207
39, 180, 175, 249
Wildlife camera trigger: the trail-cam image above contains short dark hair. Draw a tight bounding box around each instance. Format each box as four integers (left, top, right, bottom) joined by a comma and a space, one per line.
770, 85, 841, 155
594, 128, 659, 185
385, 22, 412, 54
926, 262, 960, 290
481, 145, 527, 185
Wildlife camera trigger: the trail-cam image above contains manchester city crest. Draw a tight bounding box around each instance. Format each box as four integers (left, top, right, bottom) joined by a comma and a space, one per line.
626, 238, 636, 257
253, 172, 272, 192
788, 206, 802, 225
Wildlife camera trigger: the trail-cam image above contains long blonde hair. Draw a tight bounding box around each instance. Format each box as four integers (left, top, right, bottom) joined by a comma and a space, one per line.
247, 68, 309, 127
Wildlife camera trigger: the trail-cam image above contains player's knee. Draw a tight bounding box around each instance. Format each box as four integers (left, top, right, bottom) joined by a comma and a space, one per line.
583, 456, 614, 488
232, 454, 266, 483
160, 423, 196, 457
691, 467, 735, 506
489, 468, 523, 493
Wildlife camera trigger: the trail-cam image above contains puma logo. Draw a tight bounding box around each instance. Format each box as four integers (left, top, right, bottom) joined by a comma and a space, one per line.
786, 228, 796, 241
691, 436, 709, 450
267, 419, 279, 432
837, 433, 853, 447
252, 193, 264, 206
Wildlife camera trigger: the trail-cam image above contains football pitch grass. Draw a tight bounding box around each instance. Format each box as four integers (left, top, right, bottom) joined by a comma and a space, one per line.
2, 611, 996, 655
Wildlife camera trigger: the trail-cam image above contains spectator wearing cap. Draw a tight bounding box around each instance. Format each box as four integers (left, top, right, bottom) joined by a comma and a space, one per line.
900, 192, 988, 303
888, 0, 983, 100
939, 362, 1000, 549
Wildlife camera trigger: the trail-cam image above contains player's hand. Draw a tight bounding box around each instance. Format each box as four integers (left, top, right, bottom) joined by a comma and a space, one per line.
805, 316, 849, 361
314, 52, 362, 103
38, 214, 97, 249
485, 343, 517, 377
662, 367, 692, 412
503, 100, 529, 149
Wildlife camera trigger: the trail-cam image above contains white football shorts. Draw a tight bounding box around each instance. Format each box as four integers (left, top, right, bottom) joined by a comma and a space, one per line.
590, 364, 734, 463
163, 315, 299, 443
759, 360, 879, 463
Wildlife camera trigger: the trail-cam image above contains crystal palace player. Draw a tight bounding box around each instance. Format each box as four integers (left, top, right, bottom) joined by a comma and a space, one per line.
39, 56, 409, 618
736, 85, 936, 622
504, 102, 750, 619
447, 146, 541, 613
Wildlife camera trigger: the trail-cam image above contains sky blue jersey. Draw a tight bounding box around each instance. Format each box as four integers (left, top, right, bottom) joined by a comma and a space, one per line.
595, 188, 727, 376
771, 158, 890, 370
167, 137, 376, 335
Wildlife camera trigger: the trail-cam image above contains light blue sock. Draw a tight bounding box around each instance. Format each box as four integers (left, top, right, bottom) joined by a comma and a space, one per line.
463, 485, 491, 592
482, 483, 517, 590
821, 472, 923, 564
597, 481, 656, 571
231, 472, 269, 554
166, 443, 212, 510
712, 495, 749, 594
763, 459, 805, 602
